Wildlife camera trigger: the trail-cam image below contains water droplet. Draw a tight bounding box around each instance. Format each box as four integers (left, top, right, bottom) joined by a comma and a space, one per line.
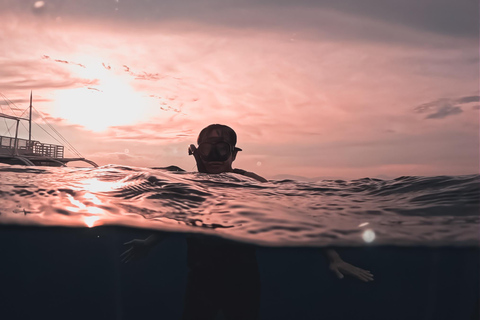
34, 1, 45, 9
362, 229, 375, 243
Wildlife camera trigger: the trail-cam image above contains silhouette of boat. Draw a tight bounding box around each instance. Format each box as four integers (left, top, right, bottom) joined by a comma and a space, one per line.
0, 92, 98, 167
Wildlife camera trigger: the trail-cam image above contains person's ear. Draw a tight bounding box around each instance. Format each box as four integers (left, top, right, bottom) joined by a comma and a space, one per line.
232, 149, 238, 161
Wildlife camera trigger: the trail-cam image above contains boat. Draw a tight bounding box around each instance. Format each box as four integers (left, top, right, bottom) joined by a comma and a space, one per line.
0, 92, 98, 167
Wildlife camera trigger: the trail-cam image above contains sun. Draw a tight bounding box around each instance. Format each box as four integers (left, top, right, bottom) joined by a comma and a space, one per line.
52, 58, 155, 131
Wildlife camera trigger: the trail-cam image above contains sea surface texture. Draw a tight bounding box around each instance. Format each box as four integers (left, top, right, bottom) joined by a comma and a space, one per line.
0, 165, 478, 246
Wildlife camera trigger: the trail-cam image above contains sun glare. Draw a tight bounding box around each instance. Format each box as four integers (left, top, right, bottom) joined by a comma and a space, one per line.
53, 58, 154, 131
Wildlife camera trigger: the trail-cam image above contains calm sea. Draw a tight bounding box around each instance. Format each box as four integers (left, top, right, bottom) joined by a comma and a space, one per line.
0, 165, 478, 319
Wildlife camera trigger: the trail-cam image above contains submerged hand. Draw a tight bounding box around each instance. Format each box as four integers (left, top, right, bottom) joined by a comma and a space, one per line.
121, 239, 152, 263
329, 260, 374, 282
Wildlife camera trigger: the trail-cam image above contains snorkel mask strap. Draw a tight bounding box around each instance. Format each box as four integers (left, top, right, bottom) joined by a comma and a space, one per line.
188, 144, 208, 173
188, 144, 196, 156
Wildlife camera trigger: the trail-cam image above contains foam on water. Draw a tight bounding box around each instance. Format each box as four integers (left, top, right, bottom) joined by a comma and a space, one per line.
0, 165, 478, 246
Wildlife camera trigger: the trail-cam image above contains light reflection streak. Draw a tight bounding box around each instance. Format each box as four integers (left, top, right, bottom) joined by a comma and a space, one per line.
65, 194, 85, 213
33, 1, 45, 9
84, 192, 102, 205
80, 178, 120, 193
63, 178, 121, 226
84, 216, 100, 228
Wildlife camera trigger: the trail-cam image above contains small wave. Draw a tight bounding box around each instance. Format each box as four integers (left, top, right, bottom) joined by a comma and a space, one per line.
0, 166, 478, 246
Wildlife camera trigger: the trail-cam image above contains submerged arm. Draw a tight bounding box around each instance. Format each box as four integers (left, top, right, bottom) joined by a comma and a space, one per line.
323, 249, 374, 282
121, 233, 167, 263
232, 168, 268, 183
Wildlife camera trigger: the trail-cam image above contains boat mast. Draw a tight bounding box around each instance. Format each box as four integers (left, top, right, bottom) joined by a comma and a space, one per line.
28, 91, 32, 146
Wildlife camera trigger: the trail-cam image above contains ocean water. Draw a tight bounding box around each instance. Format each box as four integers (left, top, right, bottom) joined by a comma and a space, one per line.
0, 165, 478, 320
0, 165, 478, 246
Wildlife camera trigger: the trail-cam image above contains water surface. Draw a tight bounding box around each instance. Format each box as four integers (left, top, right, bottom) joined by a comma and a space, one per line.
1, 165, 478, 246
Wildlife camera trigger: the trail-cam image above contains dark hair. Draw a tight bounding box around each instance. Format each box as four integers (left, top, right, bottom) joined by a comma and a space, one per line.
197, 124, 237, 146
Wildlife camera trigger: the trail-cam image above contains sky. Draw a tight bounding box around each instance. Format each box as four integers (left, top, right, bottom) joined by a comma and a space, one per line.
0, 0, 478, 179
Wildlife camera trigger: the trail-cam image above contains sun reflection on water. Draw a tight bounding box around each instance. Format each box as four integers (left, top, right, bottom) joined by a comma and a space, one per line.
65, 194, 85, 213
62, 177, 125, 226
84, 216, 100, 228
81, 178, 121, 193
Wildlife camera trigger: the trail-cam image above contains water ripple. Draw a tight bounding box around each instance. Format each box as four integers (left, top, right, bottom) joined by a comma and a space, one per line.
0, 166, 478, 246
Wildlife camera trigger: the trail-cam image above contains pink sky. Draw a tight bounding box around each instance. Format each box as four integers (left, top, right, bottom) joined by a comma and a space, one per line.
0, 0, 478, 179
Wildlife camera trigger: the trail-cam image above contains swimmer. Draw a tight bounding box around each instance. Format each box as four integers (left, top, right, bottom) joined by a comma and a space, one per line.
187, 124, 373, 282
121, 124, 373, 320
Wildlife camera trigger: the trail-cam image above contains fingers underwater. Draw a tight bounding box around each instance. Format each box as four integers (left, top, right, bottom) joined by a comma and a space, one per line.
121, 253, 133, 263
334, 269, 344, 279
119, 248, 131, 257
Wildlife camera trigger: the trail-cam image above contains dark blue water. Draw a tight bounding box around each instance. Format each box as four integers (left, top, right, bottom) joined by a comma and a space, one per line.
0, 166, 478, 319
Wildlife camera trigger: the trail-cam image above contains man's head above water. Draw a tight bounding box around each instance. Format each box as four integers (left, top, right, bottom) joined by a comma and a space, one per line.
197, 124, 238, 147
190, 124, 242, 174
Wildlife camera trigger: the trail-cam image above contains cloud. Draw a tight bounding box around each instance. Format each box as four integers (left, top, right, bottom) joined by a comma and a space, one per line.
0, 98, 50, 106
89, 151, 147, 163
42, 55, 86, 68
120, 64, 175, 82
414, 95, 479, 119
104, 123, 194, 143
425, 105, 463, 119
2, 0, 477, 40
45, 55, 170, 83
298, 0, 478, 38
0, 2, 477, 178
0, 59, 98, 92
456, 95, 480, 104
1, 0, 477, 50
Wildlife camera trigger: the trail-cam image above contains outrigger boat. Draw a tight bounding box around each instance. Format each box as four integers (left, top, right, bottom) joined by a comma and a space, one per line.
0, 92, 98, 167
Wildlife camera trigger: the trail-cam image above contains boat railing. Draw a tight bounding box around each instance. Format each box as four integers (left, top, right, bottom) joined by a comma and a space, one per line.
0, 135, 64, 158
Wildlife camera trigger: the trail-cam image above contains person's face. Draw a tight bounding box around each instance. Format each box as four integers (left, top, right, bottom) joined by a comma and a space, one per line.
198, 130, 236, 174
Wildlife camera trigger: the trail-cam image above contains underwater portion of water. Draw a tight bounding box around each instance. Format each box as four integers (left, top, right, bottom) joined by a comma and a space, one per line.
0, 165, 479, 320
0, 165, 478, 246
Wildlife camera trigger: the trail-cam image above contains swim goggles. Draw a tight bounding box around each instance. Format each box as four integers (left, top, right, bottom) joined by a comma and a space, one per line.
189, 142, 242, 162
